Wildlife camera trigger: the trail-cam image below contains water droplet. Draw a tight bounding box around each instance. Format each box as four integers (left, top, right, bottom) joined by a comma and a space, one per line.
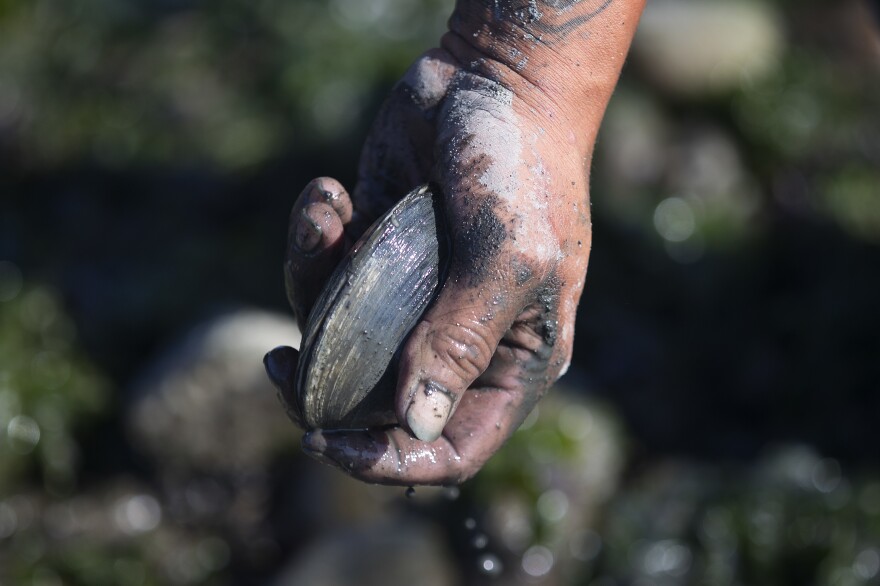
522, 545, 554, 577
464, 517, 477, 531
478, 554, 503, 576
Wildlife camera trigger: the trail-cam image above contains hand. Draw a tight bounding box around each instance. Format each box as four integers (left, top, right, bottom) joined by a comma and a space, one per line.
265, 0, 644, 485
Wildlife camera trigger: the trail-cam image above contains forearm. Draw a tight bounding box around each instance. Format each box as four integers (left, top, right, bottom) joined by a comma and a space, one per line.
442, 0, 645, 155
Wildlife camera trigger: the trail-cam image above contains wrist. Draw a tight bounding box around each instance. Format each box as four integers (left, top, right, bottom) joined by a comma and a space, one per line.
443, 0, 644, 154
439, 31, 590, 159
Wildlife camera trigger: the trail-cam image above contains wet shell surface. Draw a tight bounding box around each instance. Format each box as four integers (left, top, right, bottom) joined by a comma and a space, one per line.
294, 184, 449, 430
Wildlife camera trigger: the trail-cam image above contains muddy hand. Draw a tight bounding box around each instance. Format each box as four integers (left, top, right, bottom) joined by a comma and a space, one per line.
295, 65, 591, 486
264, 51, 456, 428
269, 0, 646, 485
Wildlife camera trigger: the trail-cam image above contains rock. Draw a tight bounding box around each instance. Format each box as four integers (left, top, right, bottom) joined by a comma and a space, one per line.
0, 482, 235, 586
633, 0, 785, 96
126, 309, 301, 475
272, 517, 456, 586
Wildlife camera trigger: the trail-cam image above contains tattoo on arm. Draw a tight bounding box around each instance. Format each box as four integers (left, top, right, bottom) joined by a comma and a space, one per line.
535, 0, 614, 37
483, 0, 615, 40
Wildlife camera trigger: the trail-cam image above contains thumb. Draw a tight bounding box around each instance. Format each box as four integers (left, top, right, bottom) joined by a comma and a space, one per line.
395, 280, 526, 442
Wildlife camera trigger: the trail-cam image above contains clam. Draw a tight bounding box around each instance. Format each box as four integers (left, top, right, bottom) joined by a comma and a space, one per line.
292, 184, 450, 430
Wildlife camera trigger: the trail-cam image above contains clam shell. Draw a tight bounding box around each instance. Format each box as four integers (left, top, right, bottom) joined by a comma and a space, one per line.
294, 184, 449, 430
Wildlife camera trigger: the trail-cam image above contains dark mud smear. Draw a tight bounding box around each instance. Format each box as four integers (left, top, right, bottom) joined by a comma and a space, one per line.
454, 194, 508, 287
535, 273, 562, 350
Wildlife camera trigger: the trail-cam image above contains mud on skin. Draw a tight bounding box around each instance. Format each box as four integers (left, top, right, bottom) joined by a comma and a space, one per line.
452, 193, 508, 287
534, 273, 562, 348
511, 257, 534, 286
485, 269, 563, 375
456, 0, 616, 45
478, 272, 564, 433
352, 51, 456, 230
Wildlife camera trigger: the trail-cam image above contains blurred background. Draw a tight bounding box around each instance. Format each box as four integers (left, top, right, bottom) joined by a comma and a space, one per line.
1, 0, 879, 584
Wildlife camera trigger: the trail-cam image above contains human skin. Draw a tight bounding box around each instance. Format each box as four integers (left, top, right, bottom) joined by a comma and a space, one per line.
264, 0, 646, 485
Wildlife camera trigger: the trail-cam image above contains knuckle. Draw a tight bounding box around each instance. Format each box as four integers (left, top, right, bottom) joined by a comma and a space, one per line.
429, 321, 495, 385
401, 52, 453, 107
301, 177, 347, 209
523, 231, 561, 267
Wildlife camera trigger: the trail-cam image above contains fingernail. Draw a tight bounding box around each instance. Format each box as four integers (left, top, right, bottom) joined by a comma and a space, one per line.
405, 381, 454, 443
265, 346, 303, 425
263, 346, 297, 390
294, 210, 322, 253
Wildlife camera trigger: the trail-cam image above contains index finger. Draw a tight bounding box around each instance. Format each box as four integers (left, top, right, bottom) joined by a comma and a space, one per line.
285, 177, 354, 327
